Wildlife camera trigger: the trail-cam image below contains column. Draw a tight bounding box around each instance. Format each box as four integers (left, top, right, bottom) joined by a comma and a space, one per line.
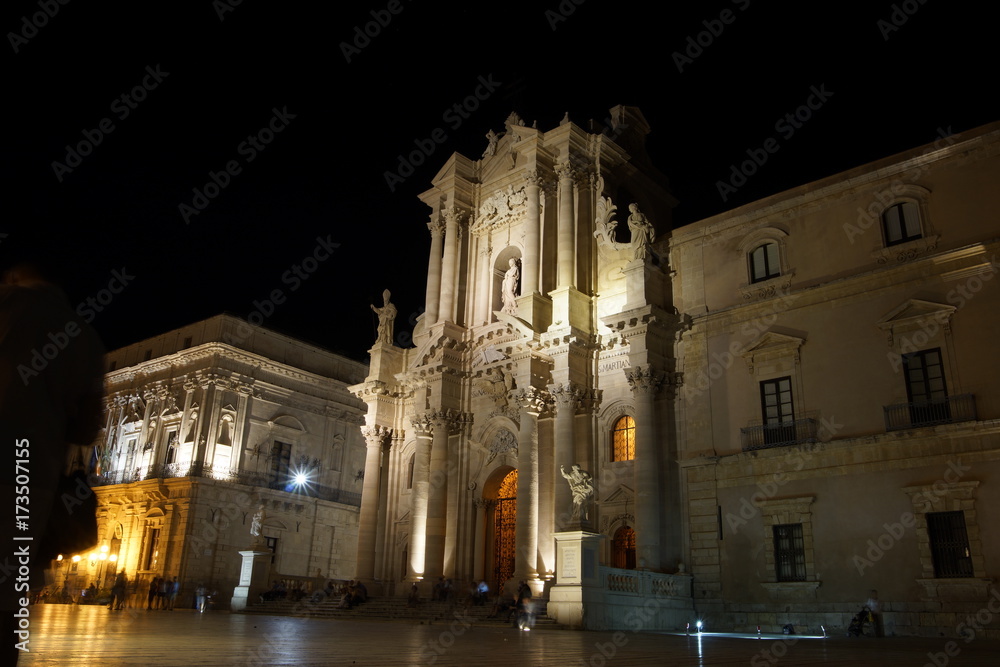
523, 171, 541, 294
513, 389, 545, 587
549, 383, 581, 531
356, 425, 391, 582
626, 366, 663, 570
373, 431, 396, 582
408, 415, 434, 582
556, 164, 576, 288
232, 381, 253, 472
472, 499, 490, 582
425, 217, 445, 324
425, 411, 452, 582
477, 233, 492, 324
439, 208, 462, 324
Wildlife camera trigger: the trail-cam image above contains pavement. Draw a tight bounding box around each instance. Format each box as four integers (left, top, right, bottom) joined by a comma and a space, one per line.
15, 603, 1000, 666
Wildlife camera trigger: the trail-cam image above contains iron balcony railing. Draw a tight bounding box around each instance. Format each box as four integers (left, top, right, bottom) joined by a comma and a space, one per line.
92, 464, 361, 507
883, 394, 976, 431
741, 418, 818, 451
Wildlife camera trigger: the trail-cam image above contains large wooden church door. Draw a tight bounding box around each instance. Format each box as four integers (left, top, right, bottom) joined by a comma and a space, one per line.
492, 469, 517, 592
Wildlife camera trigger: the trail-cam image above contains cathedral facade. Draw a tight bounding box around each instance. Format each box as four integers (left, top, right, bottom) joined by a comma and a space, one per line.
352, 110, 1000, 637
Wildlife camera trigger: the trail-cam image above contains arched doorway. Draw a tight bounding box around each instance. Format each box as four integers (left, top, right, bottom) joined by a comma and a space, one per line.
492, 469, 517, 592
612, 525, 636, 569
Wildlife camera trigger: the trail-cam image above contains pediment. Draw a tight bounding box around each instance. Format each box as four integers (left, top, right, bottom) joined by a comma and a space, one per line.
604, 485, 634, 504
877, 299, 955, 330
742, 332, 805, 359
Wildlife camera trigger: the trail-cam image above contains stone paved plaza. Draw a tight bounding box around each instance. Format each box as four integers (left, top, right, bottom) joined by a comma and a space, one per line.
15, 603, 1000, 666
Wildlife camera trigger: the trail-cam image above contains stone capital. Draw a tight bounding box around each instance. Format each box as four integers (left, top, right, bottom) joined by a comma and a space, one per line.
547, 382, 585, 413
512, 387, 552, 417
624, 366, 665, 396
360, 424, 392, 448
427, 218, 445, 237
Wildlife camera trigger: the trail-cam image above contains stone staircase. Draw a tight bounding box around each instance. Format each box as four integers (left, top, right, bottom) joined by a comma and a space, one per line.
239, 595, 556, 627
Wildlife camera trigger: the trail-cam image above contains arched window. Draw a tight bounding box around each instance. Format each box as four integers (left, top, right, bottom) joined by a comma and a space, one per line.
406, 454, 415, 489
749, 243, 780, 283
611, 415, 635, 462
882, 201, 922, 246
612, 526, 636, 569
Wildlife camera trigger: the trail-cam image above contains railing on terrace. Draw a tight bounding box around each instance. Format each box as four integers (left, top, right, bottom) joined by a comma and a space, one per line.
740, 417, 817, 451
602, 567, 692, 599
883, 394, 977, 431
92, 464, 361, 506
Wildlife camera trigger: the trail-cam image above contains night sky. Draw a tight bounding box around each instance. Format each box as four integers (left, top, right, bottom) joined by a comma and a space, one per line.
4, 1, 994, 362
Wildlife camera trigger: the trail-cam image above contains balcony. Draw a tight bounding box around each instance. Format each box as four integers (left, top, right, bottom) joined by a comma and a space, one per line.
741, 418, 817, 451
883, 394, 977, 431
92, 464, 361, 507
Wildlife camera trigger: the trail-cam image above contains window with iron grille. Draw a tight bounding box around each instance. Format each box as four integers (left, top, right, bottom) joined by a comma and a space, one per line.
611, 416, 635, 461
926, 511, 974, 578
773, 523, 807, 581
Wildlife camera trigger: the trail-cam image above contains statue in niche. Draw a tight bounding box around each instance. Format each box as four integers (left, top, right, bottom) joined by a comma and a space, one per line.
370, 289, 397, 345
627, 203, 655, 260
560, 464, 594, 521
501, 259, 520, 314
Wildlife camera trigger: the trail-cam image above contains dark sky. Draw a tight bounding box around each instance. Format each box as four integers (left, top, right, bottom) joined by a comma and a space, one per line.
4, 1, 995, 362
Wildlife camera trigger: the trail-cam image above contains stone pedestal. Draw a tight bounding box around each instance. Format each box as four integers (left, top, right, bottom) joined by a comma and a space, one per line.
230, 550, 272, 612
547, 531, 604, 629
547, 286, 592, 332
516, 291, 552, 332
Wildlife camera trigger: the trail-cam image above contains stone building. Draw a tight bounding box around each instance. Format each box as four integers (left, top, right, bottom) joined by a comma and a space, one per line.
672, 122, 1000, 638
65, 314, 368, 609
352, 109, 1000, 636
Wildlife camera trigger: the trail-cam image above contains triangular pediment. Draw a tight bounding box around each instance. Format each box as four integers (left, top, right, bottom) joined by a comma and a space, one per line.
604, 485, 634, 504
877, 299, 956, 330
742, 332, 805, 358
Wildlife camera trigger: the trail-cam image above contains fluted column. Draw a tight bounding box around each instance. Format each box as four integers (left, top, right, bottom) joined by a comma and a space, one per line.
356, 425, 391, 582
549, 383, 582, 531
513, 388, 546, 584
425, 218, 445, 324
408, 415, 434, 582
626, 366, 664, 570
556, 164, 576, 288
523, 171, 541, 294
477, 234, 492, 324
472, 498, 491, 582
439, 208, 464, 323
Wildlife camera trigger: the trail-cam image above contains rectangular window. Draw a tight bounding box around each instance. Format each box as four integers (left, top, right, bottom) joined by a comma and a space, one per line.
772, 523, 806, 582
265, 536, 278, 565
926, 511, 974, 578
143, 350, 153, 361
270, 441, 292, 487
182, 336, 193, 349
883, 201, 921, 246
760, 377, 795, 445
144, 527, 161, 570
903, 348, 949, 425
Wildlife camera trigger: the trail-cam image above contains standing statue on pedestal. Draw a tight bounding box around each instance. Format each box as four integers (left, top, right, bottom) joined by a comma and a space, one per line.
501, 258, 520, 315
627, 203, 655, 260
370, 289, 397, 345
560, 464, 595, 521
250, 503, 266, 546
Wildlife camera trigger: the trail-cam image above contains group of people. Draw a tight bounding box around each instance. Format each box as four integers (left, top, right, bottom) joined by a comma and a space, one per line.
333, 580, 368, 609
146, 575, 181, 611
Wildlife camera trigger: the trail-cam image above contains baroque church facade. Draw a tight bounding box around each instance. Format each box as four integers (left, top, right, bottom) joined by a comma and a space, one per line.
352, 109, 1000, 637
71, 315, 368, 609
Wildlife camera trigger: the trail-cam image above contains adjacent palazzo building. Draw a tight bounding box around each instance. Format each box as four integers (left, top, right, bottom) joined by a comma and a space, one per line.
73, 315, 368, 608
351, 109, 1000, 637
